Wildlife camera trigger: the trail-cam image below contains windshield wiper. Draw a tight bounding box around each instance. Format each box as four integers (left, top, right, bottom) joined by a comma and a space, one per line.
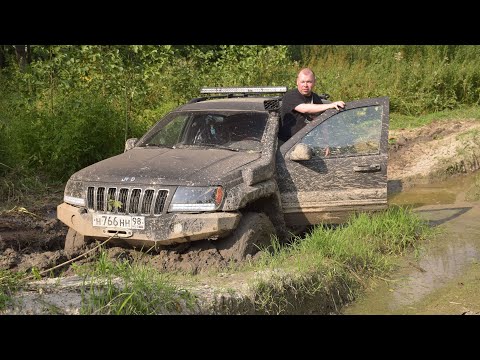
176, 144, 240, 152
142, 143, 172, 148
206, 144, 240, 152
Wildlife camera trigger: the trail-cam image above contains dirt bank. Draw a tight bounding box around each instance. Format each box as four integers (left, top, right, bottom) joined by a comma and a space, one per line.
388, 120, 480, 187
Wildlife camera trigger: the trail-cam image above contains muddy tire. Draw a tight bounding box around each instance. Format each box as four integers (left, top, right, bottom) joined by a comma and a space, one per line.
64, 228, 89, 255
217, 212, 276, 262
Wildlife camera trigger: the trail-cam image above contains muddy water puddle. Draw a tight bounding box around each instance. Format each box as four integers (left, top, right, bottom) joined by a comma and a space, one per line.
388, 173, 477, 208
342, 173, 480, 314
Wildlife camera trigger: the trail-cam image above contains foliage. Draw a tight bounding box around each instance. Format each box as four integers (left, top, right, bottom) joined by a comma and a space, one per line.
301, 45, 480, 115
2, 45, 480, 183
0, 45, 292, 182
6, 91, 126, 180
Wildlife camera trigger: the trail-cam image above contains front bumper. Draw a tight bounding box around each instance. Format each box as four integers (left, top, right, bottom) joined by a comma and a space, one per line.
57, 202, 241, 247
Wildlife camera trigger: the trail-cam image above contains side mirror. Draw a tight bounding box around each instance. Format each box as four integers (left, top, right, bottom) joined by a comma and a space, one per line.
124, 138, 138, 152
288, 143, 313, 161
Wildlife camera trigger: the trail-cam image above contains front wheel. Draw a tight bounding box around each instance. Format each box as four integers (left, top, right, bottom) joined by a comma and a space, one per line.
64, 228, 91, 255
217, 212, 276, 262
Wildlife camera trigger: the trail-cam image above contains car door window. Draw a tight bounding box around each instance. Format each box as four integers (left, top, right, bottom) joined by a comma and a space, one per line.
302, 105, 383, 158
277, 97, 390, 226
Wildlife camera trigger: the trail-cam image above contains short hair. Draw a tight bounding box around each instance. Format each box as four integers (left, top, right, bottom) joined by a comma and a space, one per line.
298, 67, 316, 80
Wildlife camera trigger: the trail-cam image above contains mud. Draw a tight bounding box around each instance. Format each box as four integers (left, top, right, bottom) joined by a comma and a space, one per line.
388, 119, 480, 189
0, 205, 236, 276
1, 120, 480, 279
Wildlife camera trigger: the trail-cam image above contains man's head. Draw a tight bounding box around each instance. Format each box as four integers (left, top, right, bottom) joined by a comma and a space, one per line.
296, 68, 316, 96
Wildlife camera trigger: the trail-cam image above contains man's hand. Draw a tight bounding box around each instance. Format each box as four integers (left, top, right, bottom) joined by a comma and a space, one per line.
325, 146, 330, 157
330, 101, 345, 110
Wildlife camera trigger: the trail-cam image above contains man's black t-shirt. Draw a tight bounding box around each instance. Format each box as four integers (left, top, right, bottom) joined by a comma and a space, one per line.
279, 89, 323, 142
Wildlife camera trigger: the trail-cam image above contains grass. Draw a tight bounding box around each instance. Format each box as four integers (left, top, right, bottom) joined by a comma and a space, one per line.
173, 205, 436, 314
0, 167, 64, 212
0, 271, 27, 311
240, 206, 435, 314
258, 205, 431, 271
121, 206, 434, 314
390, 105, 480, 130
74, 249, 197, 315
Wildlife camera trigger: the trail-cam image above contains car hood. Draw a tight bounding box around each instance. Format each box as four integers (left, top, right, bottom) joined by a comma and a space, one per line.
70, 147, 261, 185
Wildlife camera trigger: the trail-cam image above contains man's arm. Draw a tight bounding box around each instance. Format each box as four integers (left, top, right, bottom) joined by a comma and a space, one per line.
294, 101, 345, 115
296, 100, 341, 157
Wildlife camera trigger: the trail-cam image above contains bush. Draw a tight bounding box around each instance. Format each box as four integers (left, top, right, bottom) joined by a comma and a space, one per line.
11, 92, 125, 180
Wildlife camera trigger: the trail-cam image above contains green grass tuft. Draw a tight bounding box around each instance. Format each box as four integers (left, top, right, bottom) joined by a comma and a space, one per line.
76, 249, 196, 315
0, 271, 27, 311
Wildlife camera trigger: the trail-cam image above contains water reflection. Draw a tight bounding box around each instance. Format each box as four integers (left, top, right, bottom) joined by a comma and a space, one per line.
388, 173, 477, 208
416, 207, 472, 227
390, 236, 478, 310
343, 172, 480, 314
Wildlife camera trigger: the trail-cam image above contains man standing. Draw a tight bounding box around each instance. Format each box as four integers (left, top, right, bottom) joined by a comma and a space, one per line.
279, 68, 345, 144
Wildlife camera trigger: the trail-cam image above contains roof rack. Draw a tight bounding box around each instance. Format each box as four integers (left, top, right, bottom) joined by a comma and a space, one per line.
200, 86, 287, 95
187, 87, 288, 109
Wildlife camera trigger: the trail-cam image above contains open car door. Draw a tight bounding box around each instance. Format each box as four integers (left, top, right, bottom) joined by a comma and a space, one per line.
277, 97, 390, 225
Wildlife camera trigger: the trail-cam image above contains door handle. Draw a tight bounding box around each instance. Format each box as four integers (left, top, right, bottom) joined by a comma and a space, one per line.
353, 164, 381, 172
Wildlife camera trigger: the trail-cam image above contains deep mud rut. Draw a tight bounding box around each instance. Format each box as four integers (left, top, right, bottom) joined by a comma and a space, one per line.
0, 206, 237, 276
2, 119, 480, 308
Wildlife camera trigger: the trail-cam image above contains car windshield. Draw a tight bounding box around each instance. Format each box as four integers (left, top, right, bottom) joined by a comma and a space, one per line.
137, 111, 268, 151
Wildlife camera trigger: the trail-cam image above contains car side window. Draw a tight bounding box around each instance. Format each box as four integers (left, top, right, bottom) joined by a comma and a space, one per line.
301, 105, 383, 158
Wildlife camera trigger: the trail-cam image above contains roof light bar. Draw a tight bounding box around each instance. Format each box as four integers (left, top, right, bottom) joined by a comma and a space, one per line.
200, 86, 287, 94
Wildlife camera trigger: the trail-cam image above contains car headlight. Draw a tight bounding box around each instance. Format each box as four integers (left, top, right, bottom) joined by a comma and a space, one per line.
63, 180, 86, 207
168, 186, 224, 212
64, 195, 86, 207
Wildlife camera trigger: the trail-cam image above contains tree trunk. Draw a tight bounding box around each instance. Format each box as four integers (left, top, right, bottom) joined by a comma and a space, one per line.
26, 45, 31, 64
15, 45, 27, 71
0, 45, 5, 68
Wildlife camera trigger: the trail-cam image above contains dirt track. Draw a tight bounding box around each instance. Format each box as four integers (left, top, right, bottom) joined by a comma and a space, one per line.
2, 119, 480, 277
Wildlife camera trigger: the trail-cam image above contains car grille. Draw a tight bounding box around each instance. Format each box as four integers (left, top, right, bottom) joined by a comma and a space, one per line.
87, 187, 168, 215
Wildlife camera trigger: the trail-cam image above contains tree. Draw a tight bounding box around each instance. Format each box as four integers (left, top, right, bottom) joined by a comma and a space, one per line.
14, 45, 31, 71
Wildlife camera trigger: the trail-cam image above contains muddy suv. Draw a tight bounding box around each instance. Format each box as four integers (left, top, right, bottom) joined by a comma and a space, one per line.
57, 87, 390, 261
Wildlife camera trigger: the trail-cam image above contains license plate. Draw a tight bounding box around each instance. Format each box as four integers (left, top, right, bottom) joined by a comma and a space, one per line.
92, 214, 145, 230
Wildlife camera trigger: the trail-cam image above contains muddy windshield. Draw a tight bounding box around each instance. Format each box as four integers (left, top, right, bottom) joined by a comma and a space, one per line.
138, 111, 268, 151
